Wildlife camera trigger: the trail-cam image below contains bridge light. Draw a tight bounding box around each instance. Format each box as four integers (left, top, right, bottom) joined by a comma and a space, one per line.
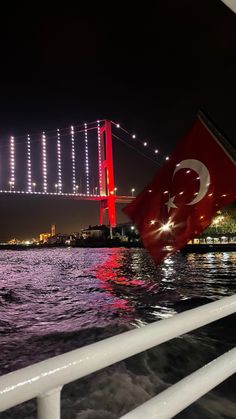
131, 188, 135, 196
97, 120, 102, 196
165, 156, 169, 160
143, 142, 147, 146
9, 136, 15, 190
41, 132, 47, 193
9, 180, 14, 191
116, 123, 120, 128
27, 135, 32, 192
32, 182, 36, 192
84, 123, 90, 195
71, 125, 76, 194
132, 134, 136, 139
155, 149, 158, 154
57, 129, 62, 193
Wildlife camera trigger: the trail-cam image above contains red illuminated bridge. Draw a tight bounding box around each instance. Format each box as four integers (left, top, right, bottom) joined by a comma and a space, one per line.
0, 119, 165, 226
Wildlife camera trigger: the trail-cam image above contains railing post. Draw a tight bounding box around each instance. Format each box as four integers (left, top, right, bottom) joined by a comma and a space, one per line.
37, 387, 62, 419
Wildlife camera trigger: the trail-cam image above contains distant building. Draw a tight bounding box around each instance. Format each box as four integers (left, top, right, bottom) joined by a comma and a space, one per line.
39, 224, 56, 243
79, 223, 139, 242
111, 223, 140, 242
54, 234, 69, 244
39, 233, 51, 243
8, 238, 21, 245
47, 233, 70, 245
80, 225, 109, 240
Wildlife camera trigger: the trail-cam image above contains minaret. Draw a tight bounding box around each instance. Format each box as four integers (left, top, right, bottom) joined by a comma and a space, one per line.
51, 224, 56, 237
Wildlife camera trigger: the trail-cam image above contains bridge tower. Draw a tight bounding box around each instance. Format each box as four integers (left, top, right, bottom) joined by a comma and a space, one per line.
98, 120, 116, 227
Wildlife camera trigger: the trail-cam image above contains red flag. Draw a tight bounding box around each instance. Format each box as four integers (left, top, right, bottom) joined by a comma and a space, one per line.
123, 112, 236, 265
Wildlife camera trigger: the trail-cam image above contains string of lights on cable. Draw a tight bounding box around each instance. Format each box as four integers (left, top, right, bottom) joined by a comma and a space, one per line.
111, 120, 170, 162
70, 125, 77, 194
27, 134, 32, 192
56, 129, 62, 194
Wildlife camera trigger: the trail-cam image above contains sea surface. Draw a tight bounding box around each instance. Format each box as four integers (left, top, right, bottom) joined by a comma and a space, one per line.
0, 248, 235, 418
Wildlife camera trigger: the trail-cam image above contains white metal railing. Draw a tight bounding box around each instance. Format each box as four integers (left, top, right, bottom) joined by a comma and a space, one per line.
121, 347, 236, 419
0, 294, 235, 419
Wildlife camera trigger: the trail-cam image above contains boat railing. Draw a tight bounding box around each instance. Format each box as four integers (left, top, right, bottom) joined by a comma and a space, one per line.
0, 294, 235, 419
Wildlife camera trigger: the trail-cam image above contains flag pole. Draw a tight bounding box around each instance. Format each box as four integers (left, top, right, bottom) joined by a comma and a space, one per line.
198, 110, 236, 164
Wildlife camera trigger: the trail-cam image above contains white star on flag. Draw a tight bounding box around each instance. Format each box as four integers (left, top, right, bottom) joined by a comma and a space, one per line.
165, 195, 177, 212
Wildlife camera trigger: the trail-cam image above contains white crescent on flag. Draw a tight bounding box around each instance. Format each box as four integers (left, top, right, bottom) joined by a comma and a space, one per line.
173, 159, 210, 205
165, 159, 211, 212
221, 0, 236, 12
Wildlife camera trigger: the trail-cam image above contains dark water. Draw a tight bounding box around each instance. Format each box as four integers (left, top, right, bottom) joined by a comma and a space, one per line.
0, 248, 235, 418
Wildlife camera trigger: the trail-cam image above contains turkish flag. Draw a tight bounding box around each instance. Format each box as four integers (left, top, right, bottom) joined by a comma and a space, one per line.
123, 112, 236, 265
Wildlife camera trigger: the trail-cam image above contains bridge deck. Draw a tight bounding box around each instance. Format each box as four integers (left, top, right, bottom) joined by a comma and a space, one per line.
0, 191, 134, 204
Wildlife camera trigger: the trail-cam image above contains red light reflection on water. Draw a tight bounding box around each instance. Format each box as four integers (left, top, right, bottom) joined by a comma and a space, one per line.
95, 251, 144, 312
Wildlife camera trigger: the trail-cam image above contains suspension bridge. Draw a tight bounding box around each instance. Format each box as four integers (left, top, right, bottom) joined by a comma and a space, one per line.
0, 119, 168, 227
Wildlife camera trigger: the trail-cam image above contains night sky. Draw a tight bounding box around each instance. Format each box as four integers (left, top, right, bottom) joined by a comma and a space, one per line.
0, 1, 235, 241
